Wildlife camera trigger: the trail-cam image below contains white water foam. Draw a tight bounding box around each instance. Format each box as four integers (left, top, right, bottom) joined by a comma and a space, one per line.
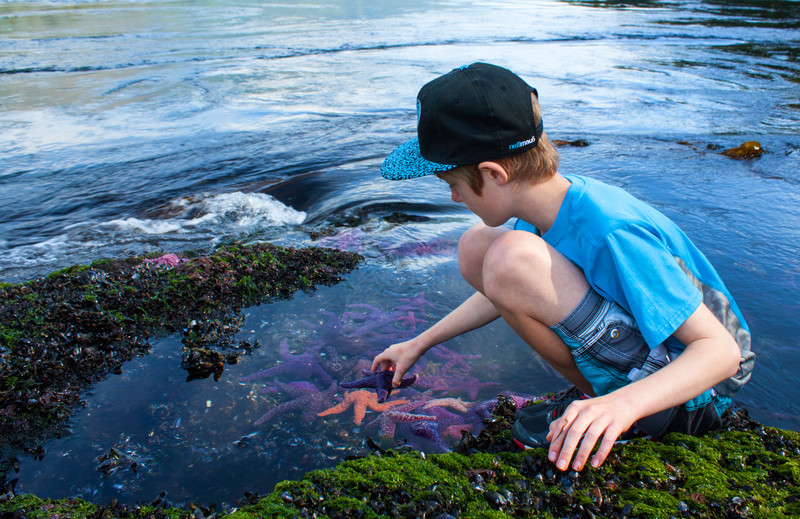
0, 192, 307, 280
105, 191, 307, 235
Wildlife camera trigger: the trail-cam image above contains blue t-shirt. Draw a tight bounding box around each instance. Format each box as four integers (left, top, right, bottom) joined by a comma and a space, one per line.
515, 174, 753, 397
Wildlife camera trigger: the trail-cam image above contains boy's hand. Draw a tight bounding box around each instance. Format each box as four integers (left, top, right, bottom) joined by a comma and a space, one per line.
371, 340, 423, 388
545, 396, 637, 471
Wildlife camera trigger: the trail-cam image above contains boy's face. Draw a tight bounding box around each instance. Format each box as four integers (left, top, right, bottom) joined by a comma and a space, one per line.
439, 170, 511, 228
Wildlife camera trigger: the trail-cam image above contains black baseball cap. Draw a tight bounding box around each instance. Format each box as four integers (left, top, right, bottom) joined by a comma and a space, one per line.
381, 62, 543, 180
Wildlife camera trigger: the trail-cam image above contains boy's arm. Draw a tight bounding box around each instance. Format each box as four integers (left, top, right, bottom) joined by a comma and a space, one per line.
546, 301, 742, 471
372, 291, 500, 387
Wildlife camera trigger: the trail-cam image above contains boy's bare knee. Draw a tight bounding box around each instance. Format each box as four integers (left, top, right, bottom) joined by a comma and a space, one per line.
457, 224, 507, 290
482, 231, 550, 303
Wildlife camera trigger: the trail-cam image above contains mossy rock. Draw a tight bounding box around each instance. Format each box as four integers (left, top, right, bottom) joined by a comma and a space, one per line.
1, 411, 798, 518
231, 424, 799, 519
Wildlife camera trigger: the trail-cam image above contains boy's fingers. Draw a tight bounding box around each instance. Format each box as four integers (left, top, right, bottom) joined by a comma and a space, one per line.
392, 369, 404, 388
553, 415, 590, 471
591, 433, 618, 468
547, 417, 569, 463
572, 425, 603, 470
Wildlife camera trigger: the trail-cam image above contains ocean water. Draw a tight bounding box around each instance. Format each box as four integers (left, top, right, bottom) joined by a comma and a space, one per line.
2, 0, 799, 511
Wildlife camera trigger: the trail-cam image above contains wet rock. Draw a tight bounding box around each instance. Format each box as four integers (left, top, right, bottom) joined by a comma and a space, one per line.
552, 139, 590, 147
721, 140, 765, 159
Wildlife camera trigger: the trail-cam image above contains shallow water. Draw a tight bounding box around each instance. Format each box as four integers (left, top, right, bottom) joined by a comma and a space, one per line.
2, 0, 800, 511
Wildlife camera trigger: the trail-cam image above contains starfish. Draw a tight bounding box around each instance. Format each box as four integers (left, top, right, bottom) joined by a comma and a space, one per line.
409, 421, 452, 452
430, 344, 482, 373
253, 382, 338, 425
422, 406, 476, 442
393, 310, 427, 332
317, 390, 409, 426
239, 339, 333, 387
260, 380, 320, 397
364, 401, 435, 438
415, 371, 499, 400
303, 310, 409, 356
393, 292, 437, 317
423, 397, 474, 413
340, 369, 418, 403
144, 253, 184, 267
443, 423, 474, 441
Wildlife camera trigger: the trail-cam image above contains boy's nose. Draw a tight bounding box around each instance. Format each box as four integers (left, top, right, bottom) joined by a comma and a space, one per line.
451, 188, 462, 203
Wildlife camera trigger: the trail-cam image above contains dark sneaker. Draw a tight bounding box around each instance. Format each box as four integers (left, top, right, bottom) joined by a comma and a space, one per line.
511, 387, 587, 450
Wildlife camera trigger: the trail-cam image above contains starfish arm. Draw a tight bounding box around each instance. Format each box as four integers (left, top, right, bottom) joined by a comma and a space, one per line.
380, 417, 397, 438
424, 398, 473, 413
397, 373, 419, 389
238, 364, 289, 382
317, 399, 352, 418
369, 399, 410, 412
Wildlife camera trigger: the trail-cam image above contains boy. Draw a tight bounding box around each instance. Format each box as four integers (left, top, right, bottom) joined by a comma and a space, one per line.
371, 63, 754, 472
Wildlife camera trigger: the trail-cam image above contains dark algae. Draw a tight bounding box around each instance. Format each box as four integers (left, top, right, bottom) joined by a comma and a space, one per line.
0, 243, 362, 474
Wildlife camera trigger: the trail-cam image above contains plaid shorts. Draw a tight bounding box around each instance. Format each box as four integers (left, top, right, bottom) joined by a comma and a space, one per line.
550, 288, 727, 437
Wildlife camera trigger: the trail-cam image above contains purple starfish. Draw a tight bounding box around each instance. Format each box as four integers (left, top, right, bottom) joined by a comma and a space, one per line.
364, 401, 435, 438
409, 421, 452, 453
384, 237, 457, 260
430, 344, 482, 373
415, 371, 499, 400
392, 292, 437, 317
239, 339, 333, 387
252, 382, 339, 425
303, 309, 407, 356
340, 369, 418, 403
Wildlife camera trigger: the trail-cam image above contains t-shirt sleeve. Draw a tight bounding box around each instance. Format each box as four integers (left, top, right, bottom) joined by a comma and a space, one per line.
592, 225, 702, 348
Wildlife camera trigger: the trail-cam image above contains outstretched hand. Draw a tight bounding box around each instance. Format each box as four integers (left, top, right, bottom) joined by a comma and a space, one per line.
546, 395, 637, 471
371, 340, 423, 388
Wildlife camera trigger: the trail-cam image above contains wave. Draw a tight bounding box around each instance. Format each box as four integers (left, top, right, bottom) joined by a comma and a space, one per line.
103, 191, 306, 235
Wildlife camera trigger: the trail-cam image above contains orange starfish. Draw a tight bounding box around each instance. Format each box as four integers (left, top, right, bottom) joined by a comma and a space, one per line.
317, 390, 409, 425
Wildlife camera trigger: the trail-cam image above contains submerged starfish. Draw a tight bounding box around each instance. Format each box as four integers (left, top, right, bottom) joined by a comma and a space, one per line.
363, 401, 436, 439
409, 421, 453, 452
423, 397, 474, 413
317, 390, 409, 425
340, 369, 418, 403
239, 339, 333, 387
253, 382, 338, 426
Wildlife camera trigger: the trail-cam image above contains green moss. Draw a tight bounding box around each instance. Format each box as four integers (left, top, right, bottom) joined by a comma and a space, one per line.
0, 493, 191, 518
1, 424, 799, 518
226, 424, 800, 519
46, 264, 90, 279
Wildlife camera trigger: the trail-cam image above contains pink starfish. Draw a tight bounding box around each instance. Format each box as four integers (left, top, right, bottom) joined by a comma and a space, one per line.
144, 253, 184, 267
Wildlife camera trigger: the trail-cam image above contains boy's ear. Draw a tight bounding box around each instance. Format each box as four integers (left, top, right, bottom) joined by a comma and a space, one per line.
478, 161, 510, 185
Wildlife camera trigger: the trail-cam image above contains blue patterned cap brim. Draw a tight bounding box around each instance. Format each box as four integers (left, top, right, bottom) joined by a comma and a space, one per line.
381, 137, 457, 180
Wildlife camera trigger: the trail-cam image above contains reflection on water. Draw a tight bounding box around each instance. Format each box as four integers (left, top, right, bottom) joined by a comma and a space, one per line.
2, 0, 800, 510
